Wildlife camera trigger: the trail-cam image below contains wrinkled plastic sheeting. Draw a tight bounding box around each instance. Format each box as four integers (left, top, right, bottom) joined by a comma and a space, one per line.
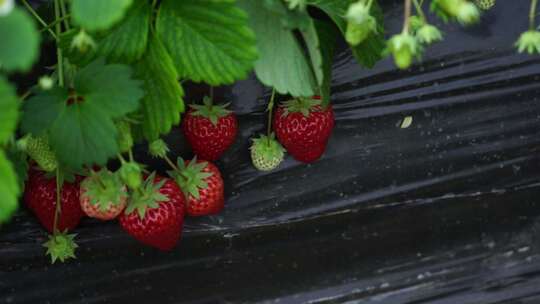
2, 1, 540, 303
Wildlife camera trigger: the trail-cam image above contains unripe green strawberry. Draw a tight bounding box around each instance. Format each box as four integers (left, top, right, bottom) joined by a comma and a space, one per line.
21, 134, 58, 172
250, 133, 285, 171
387, 33, 419, 70
345, 0, 377, 46
119, 162, 142, 190
116, 120, 133, 153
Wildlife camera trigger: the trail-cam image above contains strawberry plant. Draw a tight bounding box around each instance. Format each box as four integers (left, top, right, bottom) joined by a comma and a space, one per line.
0, 0, 538, 263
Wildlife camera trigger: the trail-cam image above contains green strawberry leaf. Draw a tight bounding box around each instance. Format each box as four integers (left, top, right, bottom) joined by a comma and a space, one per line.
71, 0, 133, 32
301, 19, 324, 88
306, 0, 385, 68
156, 0, 258, 85
21, 87, 67, 136
238, 0, 316, 97
97, 1, 151, 64
134, 34, 185, 141
74, 59, 143, 118
21, 59, 143, 169
5, 145, 28, 192
313, 20, 338, 105
48, 102, 119, 170
0, 150, 20, 224
0, 8, 40, 72
0, 77, 19, 144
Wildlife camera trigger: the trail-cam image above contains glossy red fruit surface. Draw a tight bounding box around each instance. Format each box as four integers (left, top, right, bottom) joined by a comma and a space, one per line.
182, 109, 238, 161
24, 168, 84, 233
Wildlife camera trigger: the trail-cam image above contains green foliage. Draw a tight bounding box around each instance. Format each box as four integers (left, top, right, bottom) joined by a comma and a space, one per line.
0, 77, 19, 144
134, 34, 185, 141
71, 0, 133, 31
156, 0, 258, 85
307, 0, 385, 68
0, 7, 40, 72
97, 1, 151, 64
312, 21, 338, 105
21, 59, 143, 169
239, 0, 317, 97
0, 150, 19, 224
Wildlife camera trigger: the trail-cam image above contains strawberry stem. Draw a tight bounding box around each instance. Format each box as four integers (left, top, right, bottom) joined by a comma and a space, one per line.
411, 0, 426, 22
21, 0, 57, 40
59, 0, 70, 31
402, 0, 412, 34
164, 155, 180, 172
54, 0, 64, 87
530, 0, 538, 30
52, 168, 62, 235
266, 88, 276, 137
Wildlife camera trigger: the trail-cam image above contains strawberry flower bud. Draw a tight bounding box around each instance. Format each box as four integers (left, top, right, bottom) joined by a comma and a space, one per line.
345, 1, 377, 46
456, 2, 480, 25
416, 24, 443, 45
0, 0, 14, 17
387, 33, 419, 69
38, 76, 54, 90
70, 29, 96, 53
515, 30, 540, 54
149, 139, 169, 159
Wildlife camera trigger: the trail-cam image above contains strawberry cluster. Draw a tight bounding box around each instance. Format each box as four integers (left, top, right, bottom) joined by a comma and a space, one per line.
22, 92, 335, 263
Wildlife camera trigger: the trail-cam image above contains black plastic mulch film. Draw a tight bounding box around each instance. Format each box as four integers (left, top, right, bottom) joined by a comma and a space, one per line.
2, 1, 540, 303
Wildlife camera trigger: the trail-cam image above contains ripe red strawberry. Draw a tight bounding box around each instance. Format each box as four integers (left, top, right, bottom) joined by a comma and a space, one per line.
80, 169, 128, 220
119, 173, 185, 251
273, 96, 334, 163
169, 157, 224, 216
182, 97, 238, 161
24, 168, 84, 233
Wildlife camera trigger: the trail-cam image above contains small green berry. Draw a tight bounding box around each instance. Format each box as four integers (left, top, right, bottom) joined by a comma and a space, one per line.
457, 2, 480, 25
387, 33, 419, 69
250, 133, 285, 171
148, 139, 169, 159
119, 162, 143, 190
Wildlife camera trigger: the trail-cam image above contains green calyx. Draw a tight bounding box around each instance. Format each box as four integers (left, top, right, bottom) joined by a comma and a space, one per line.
250, 133, 285, 171
124, 172, 169, 220
119, 161, 143, 190
190, 96, 231, 126
168, 156, 212, 200
515, 30, 540, 54
387, 33, 420, 69
281, 97, 322, 117
82, 169, 127, 211
43, 231, 78, 264
416, 24, 443, 45
148, 139, 170, 159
